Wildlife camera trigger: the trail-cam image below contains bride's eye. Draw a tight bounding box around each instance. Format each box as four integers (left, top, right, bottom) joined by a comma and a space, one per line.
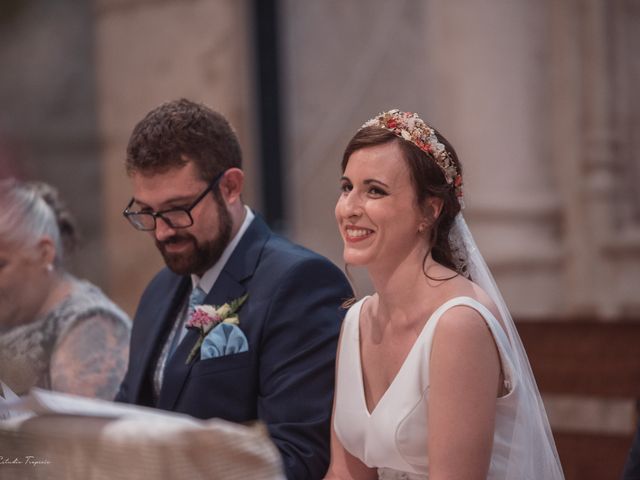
340, 182, 353, 193
368, 186, 388, 197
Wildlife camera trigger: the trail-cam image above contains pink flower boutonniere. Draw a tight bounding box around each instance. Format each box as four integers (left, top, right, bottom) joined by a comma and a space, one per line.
185, 294, 248, 364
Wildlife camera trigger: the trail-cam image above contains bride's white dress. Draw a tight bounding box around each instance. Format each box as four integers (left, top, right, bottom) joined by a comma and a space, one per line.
333, 296, 521, 480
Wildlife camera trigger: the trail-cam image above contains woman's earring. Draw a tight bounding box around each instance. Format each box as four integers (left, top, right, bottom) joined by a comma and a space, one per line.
418, 223, 426, 233
46, 264, 53, 273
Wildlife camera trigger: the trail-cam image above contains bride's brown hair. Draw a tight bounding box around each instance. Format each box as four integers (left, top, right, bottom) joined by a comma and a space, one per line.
341, 126, 465, 278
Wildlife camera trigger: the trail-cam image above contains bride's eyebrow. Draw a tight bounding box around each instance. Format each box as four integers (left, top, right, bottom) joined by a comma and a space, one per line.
339, 176, 391, 189
363, 179, 390, 188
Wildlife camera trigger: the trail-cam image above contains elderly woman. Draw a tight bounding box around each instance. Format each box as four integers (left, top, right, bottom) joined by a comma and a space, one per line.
0, 179, 130, 400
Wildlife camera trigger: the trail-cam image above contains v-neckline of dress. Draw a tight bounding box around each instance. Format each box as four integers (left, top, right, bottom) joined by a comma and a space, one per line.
354, 296, 442, 417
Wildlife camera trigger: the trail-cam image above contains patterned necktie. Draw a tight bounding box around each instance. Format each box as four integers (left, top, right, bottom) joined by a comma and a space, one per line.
188, 285, 207, 317
167, 285, 207, 360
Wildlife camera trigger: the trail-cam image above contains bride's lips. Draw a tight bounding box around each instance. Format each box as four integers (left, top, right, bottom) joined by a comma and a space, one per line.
343, 225, 374, 243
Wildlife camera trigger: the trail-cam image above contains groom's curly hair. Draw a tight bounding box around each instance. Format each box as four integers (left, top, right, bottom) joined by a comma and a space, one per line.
125, 99, 242, 182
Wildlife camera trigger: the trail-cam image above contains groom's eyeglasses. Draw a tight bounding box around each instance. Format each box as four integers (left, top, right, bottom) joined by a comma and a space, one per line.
123, 170, 225, 231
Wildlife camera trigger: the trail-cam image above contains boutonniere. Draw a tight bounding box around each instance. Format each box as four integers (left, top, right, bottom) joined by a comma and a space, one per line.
185, 294, 248, 364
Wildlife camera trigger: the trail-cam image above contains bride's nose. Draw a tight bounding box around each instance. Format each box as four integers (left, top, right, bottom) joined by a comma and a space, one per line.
338, 190, 363, 220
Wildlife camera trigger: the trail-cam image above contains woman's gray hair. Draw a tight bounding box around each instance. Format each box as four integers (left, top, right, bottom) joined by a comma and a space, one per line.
0, 179, 77, 266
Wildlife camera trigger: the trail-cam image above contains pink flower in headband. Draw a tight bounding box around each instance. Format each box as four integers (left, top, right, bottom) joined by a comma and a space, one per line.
360, 109, 463, 198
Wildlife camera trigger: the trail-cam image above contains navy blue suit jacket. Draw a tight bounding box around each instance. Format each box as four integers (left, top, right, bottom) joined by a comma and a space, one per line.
622, 419, 640, 479
116, 215, 352, 479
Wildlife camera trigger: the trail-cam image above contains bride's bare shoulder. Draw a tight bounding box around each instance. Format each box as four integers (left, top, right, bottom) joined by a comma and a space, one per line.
434, 274, 502, 325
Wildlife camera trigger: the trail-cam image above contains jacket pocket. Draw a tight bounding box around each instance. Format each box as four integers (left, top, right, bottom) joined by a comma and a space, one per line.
189, 350, 252, 378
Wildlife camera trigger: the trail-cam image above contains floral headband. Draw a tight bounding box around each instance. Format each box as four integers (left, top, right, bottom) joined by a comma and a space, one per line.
360, 109, 463, 199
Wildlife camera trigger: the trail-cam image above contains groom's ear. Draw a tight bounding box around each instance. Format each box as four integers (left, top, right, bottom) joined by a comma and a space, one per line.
219, 168, 244, 205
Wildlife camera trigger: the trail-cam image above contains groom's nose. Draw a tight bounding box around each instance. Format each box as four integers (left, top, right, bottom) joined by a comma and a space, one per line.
153, 216, 178, 242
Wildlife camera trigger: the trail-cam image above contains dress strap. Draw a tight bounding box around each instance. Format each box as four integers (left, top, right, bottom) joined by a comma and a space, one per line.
423, 296, 518, 393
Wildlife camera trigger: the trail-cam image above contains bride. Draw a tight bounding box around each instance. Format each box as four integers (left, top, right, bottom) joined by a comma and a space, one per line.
325, 110, 564, 480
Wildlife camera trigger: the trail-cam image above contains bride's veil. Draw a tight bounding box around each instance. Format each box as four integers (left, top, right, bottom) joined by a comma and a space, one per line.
451, 214, 565, 480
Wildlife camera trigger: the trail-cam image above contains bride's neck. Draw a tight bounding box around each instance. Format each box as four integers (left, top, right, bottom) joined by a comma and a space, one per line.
369, 254, 432, 323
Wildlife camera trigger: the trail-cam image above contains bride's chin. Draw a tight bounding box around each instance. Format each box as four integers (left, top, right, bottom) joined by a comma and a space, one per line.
342, 252, 371, 267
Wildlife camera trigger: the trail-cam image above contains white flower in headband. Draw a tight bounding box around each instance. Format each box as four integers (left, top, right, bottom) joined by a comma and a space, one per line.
360, 109, 463, 198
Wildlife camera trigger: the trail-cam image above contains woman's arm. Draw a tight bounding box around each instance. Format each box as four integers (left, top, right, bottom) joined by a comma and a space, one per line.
50, 315, 130, 400
427, 306, 502, 480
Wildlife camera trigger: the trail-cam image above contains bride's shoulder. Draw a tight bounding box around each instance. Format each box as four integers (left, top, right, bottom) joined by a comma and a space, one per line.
425, 279, 505, 358
435, 275, 502, 324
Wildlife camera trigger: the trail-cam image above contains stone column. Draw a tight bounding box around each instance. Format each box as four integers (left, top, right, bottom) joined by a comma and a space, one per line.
423, 0, 563, 317
606, 0, 640, 317
550, 0, 640, 317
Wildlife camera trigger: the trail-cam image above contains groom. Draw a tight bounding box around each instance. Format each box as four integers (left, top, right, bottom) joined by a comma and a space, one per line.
115, 99, 352, 479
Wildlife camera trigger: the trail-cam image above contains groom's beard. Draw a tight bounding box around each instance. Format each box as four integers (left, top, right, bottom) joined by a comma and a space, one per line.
156, 198, 233, 276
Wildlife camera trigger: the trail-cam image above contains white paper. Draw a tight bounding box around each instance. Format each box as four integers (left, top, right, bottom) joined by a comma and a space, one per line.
23, 388, 199, 423
0, 380, 23, 420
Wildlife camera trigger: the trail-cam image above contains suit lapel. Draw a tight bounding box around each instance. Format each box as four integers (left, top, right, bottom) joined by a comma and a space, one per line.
130, 275, 189, 404
157, 271, 247, 410
157, 215, 272, 411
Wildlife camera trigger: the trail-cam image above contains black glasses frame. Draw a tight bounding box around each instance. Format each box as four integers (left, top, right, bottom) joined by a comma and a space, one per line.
123, 170, 225, 231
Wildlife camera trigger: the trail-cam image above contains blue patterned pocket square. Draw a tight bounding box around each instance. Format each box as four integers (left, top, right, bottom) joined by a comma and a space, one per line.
201, 323, 249, 359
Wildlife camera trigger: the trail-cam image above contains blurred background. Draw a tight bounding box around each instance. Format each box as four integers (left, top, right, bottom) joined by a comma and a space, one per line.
0, 0, 638, 478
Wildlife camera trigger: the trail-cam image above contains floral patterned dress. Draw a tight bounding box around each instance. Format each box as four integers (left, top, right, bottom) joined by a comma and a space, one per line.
0, 277, 130, 397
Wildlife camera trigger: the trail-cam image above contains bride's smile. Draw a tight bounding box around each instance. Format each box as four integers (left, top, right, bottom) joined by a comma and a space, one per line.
335, 141, 426, 270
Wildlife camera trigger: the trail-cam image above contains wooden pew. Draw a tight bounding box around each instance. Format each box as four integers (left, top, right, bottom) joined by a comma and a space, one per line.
518, 320, 640, 480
